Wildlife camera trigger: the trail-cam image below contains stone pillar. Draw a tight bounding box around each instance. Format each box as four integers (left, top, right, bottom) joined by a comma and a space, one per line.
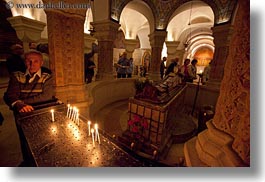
211, 0, 250, 165
208, 24, 234, 87
7, 16, 46, 52
176, 49, 185, 65
45, 9, 86, 103
124, 39, 138, 59
84, 33, 96, 53
165, 41, 179, 67
184, 0, 250, 166
91, 20, 120, 80
149, 30, 167, 80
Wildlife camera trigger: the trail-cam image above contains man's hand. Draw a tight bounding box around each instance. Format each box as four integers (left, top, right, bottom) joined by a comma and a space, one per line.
19, 105, 34, 113
14, 101, 34, 113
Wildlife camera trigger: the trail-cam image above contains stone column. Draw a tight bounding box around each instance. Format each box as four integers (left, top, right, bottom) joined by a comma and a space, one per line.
91, 20, 120, 80
176, 49, 186, 65
84, 33, 96, 53
124, 39, 138, 59
148, 30, 167, 80
184, 0, 250, 166
165, 41, 179, 67
208, 24, 234, 87
45, 9, 86, 103
7, 16, 46, 52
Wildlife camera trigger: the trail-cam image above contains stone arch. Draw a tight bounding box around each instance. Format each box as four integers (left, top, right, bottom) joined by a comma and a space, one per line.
162, 0, 236, 27
111, 0, 237, 32
111, 0, 156, 33
84, 7, 94, 34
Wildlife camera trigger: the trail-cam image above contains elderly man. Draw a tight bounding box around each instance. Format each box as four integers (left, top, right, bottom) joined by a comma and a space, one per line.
4, 50, 54, 113
3, 50, 55, 166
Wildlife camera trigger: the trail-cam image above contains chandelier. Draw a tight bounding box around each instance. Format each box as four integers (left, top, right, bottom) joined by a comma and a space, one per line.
184, 2, 193, 50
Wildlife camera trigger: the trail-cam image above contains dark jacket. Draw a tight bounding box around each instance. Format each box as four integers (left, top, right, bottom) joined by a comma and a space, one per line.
165, 62, 177, 76
4, 67, 54, 111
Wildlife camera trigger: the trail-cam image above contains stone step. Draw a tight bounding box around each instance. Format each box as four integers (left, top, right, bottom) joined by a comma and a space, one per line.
184, 136, 208, 167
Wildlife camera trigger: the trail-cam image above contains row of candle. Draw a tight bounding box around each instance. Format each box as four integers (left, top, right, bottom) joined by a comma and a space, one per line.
67, 104, 100, 146
88, 121, 100, 146
66, 104, 80, 126
51, 104, 101, 147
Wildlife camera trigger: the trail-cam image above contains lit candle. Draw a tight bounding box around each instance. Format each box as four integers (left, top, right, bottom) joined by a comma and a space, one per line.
71, 106, 76, 121
91, 128, 95, 147
75, 109, 79, 124
97, 129, 100, 144
66, 104, 70, 117
50, 109, 55, 122
88, 121, 91, 136
94, 124, 98, 142
76, 113, 79, 126
69, 106, 73, 119
94, 124, 100, 144
199, 70, 203, 74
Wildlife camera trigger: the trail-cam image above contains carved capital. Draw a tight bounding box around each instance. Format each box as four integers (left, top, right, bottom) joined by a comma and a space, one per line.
91, 20, 120, 41
7, 16, 46, 49
165, 41, 180, 55
124, 39, 138, 53
212, 24, 234, 47
149, 30, 167, 48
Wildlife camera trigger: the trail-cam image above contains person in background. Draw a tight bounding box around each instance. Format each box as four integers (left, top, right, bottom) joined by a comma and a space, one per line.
116, 52, 129, 78
6, 44, 26, 75
160, 57, 167, 79
84, 51, 96, 84
187, 59, 198, 83
127, 58, 134, 78
165, 57, 179, 76
178, 58, 190, 83
29, 42, 37, 50
36, 43, 50, 68
202, 60, 212, 84
3, 50, 55, 166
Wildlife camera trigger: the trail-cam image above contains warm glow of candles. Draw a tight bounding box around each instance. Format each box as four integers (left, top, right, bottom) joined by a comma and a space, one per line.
50, 109, 55, 122
97, 130, 100, 144
72, 107, 77, 121
94, 124, 98, 142
88, 121, 91, 136
76, 113, 79, 126
50, 125, 57, 135
94, 124, 100, 144
66, 104, 70, 117
76, 109, 79, 124
91, 128, 95, 147
69, 106, 73, 119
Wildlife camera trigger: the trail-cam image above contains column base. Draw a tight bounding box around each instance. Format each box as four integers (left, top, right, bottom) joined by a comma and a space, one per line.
184, 120, 247, 167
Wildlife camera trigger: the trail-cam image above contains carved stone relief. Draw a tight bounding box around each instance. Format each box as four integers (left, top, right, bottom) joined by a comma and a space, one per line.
212, 0, 250, 165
